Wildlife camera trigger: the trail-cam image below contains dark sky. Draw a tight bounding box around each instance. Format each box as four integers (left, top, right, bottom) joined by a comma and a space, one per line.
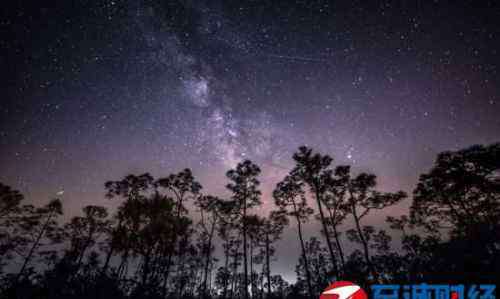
1, 0, 499, 281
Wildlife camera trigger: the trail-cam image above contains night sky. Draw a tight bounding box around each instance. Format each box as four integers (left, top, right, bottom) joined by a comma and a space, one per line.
2, 1, 500, 280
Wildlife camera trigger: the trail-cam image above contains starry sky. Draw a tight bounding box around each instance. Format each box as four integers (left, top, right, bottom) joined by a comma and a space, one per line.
1, 0, 500, 281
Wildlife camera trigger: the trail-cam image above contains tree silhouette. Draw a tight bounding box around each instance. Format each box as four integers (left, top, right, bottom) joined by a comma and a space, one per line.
0, 183, 24, 272
35, 205, 114, 299
63, 205, 110, 278
273, 175, 314, 299
412, 143, 500, 238
244, 212, 287, 299
156, 169, 202, 297
0, 142, 498, 299
386, 215, 440, 282
102, 173, 155, 276
226, 160, 262, 299
261, 212, 286, 299
245, 214, 263, 299
195, 195, 223, 299
338, 166, 406, 282
322, 165, 351, 274
215, 201, 239, 299
296, 237, 330, 295
291, 146, 339, 279
16, 199, 63, 284
408, 143, 500, 282
0, 183, 23, 218
102, 172, 199, 298
270, 275, 289, 299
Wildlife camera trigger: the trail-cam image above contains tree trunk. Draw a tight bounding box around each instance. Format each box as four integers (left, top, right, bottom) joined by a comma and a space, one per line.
117, 251, 129, 279
73, 230, 94, 278
230, 239, 240, 299
101, 244, 115, 275
265, 232, 271, 299
161, 256, 173, 298
162, 193, 185, 298
250, 237, 254, 298
351, 203, 378, 281
102, 218, 123, 275
262, 269, 266, 299
202, 216, 216, 299
222, 240, 230, 299
16, 211, 53, 283
142, 247, 153, 287
325, 204, 346, 275
332, 224, 345, 274
313, 184, 339, 278
243, 199, 249, 299
293, 203, 314, 299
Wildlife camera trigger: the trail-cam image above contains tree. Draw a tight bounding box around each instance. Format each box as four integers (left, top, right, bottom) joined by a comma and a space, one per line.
3, 142, 499, 299
245, 214, 263, 299
393, 143, 500, 283
0, 183, 23, 218
386, 215, 440, 282
215, 266, 231, 298
273, 175, 314, 299
63, 205, 110, 278
134, 192, 178, 297
226, 160, 262, 299
261, 212, 286, 299
298, 237, 330, 295
291, 146, 339, 278
103, 173, 188, 298
16, 199, 63, 284
322, 165, 351, 274
102, 173, 155, 275
346, 226, 401, 284
339, 166, 406, 281
157, 169, 202, 219
243, 212, 286, 299
215, 200, 240, 299
0, 183, 24, 270
412, 143, 500, 238
195, 195, 222, 299
270, 275, 289, 299
156, 168, 202, 296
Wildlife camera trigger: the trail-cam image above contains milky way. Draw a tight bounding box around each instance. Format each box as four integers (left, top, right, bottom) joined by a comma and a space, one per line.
2, 0, 500, 280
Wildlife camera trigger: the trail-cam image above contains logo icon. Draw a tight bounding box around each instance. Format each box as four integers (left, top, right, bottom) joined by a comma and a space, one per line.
320, 281, 367, 299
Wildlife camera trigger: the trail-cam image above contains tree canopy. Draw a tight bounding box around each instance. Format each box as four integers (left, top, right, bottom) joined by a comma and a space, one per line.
0, 143, 498, 299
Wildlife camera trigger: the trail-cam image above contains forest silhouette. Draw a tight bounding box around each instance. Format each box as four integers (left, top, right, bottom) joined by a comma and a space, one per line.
0, 143, 498, 299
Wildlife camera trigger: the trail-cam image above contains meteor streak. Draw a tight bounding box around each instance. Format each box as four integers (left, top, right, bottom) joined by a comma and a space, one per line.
264, 53, 329, 62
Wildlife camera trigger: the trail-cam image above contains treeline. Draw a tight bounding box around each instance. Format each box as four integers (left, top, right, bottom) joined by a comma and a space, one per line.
0, 144, 499, 299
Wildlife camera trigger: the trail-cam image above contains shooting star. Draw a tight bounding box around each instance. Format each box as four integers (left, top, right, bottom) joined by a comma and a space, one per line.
264, 53, 330, 63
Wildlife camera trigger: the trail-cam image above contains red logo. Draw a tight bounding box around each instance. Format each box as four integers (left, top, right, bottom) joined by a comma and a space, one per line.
320, 281, 367, 299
